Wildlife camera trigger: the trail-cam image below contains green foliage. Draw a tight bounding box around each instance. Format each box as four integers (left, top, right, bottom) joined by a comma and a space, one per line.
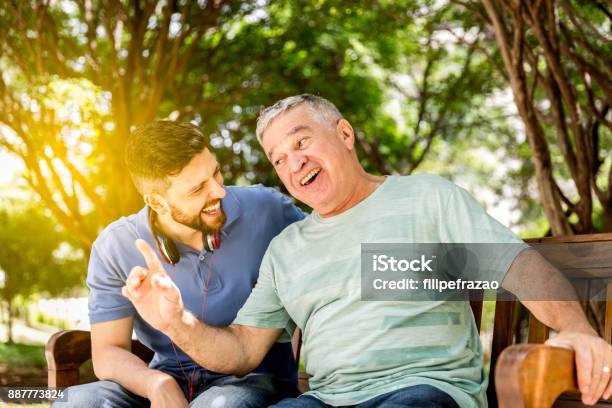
1, 0, 608, 242
169, 0, 522, 197
30, 308, 69, 330
0, 342, 46, 368
0, 201, 85, 303
0, 0, 534, 245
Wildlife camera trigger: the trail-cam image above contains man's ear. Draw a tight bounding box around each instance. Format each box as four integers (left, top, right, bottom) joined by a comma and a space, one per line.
336, 119, 356, 151
144, 192, 169, 215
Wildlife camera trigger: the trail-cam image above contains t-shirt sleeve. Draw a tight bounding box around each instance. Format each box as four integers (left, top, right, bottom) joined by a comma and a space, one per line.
87, 238, 136, 324
233, 250, 295, 340
438, 184, 530, 282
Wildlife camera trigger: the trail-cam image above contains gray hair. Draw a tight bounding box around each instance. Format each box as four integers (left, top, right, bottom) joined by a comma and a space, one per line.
256, 94, 343, 143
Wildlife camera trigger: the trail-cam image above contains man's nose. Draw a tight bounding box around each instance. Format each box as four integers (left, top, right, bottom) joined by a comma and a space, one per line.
210, 178, 226, 199
289, 153, 307, 173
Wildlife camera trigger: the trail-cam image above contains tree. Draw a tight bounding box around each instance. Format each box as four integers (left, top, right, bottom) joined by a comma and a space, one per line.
0, 0, 244, 253
0, 0, 533, 251
0, 202, 84, 343
0, 0, 392, 251
456, 0, 612, 235
348, 2, 516, 179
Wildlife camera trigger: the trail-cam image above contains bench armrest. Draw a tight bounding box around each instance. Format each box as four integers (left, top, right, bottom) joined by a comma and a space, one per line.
496, 344, 578, 408
45, 330, 154, 387
46, 330, 93, 387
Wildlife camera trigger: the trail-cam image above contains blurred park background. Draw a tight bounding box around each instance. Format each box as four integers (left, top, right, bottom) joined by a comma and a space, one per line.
0, 0, 610, 399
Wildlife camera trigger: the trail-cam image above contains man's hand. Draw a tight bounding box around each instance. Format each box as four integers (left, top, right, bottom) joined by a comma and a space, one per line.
504, 249, 611, 404
146, 372, 188, 408
121, 239, 184, 333
545, 329, 612, 405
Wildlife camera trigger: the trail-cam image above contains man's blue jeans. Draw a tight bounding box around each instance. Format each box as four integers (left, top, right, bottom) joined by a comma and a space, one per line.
269, 384, 460, 408
54, 371, 298, 408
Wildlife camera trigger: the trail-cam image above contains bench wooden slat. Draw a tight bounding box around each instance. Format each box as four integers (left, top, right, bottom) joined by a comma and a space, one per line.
606, 283, 612, 343
487, 297, 517, 405
470, 289, 484, 333
524, 233, 612, 244
527, 316, 550, 344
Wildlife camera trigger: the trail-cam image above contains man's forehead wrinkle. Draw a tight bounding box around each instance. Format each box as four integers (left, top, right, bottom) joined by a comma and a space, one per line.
288, 124, 312, 136
267, 124, 313, 158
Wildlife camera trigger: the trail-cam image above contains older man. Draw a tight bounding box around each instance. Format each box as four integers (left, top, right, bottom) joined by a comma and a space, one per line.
123, 95, 611, 407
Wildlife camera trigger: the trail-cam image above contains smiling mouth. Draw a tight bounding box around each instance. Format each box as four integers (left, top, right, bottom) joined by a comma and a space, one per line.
202, 202, 221, 215
300, 168, 321, 186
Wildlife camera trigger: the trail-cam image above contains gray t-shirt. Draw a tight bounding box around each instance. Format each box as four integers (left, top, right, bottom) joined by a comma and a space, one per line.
234, 174, 527, 407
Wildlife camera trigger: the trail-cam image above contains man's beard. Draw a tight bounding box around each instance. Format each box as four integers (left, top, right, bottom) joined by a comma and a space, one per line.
169, 201, 227, 235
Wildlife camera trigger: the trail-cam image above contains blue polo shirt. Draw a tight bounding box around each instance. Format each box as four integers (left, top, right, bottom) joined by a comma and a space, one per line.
86, 185, 304, 381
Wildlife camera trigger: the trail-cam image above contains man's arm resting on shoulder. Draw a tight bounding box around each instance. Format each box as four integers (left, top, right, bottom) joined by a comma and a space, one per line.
165, 312, 284, 376
502, 248, 612, 405
91, 316, 186, 404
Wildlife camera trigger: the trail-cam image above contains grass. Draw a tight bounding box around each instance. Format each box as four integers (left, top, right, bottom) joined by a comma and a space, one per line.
0, 342, 46, 368
0, 342, 53, 405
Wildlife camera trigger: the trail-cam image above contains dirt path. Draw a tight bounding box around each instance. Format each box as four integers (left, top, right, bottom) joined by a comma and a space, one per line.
0, 364, 47, 387
0, 321, 55, 388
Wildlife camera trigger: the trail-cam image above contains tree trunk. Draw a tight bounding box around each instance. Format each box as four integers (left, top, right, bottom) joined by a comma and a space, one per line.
6, 298, 14, 344
478, 0, 611, 236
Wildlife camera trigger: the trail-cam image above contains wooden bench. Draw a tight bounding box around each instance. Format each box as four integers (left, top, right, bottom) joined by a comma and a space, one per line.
46, 233, 612, 407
